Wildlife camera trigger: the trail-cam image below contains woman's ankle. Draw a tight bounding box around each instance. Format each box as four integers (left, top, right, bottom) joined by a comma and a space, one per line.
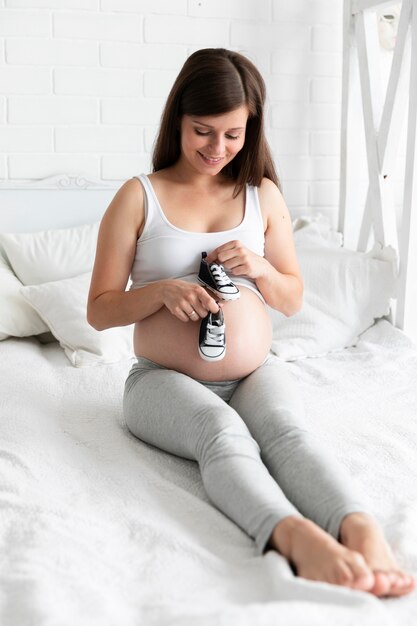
339, 512, 378, 542
269, 515, 305, 559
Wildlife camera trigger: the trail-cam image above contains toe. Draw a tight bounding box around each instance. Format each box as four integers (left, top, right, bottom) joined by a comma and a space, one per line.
370, 571, 392, 596
370, 570, 417, 597
386, 572, 417, 597
346, 551, 375, 591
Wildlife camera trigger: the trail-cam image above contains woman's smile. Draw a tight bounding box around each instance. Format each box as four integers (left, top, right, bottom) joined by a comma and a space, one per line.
197, 152, 226, 166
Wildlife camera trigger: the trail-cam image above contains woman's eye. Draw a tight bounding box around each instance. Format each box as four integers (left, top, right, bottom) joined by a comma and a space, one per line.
194, 129, 239, 140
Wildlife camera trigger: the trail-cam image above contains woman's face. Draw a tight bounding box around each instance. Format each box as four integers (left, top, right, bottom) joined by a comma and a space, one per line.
179, 105, 249, 176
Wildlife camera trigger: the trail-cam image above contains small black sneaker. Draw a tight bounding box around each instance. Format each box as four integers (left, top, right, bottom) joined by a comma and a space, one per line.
197, 252, 240, 301
198, 307, 226, 362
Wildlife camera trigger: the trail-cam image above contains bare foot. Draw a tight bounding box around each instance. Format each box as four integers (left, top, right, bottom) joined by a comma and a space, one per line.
339, 512, 417, 597
269, 516, 375, 592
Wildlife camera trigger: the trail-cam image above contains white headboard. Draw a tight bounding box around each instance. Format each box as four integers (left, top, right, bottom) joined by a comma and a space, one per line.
0, 175, 117, 233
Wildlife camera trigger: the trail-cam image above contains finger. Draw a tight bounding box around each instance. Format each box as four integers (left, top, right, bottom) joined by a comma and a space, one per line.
183, 294, 213, 320
194, 285, 218, 311
173, 305, 191, 322
218, 246, 246, 267
227, 263, 246, 275
186, 298, 207, 319
207, 299, 221, 314
206, 241, 239, 263
175, 287, 205, 320
186, 309, 200, 322
222, 256, 244, 271
205, 250, 219, 264
186, 295, 207, 319
199, 293, 220, 314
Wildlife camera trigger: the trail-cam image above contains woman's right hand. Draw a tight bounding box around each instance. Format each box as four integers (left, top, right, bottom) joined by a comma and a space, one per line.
161, 280, 220, 323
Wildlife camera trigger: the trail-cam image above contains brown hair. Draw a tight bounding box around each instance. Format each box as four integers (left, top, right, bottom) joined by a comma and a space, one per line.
152, 48, 280, 196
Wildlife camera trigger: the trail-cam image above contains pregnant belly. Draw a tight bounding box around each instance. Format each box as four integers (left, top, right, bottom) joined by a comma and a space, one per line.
133, 286, 273, 381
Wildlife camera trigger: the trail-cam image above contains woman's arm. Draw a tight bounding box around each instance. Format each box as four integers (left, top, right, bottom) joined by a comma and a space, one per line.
87, 178, 219, 331
87, 178, 164, 330
205, 178, 303, 316
255, 178, 303, 315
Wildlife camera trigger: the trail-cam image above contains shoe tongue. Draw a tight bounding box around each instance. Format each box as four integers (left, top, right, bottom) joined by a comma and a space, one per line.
210, 310, 224, 327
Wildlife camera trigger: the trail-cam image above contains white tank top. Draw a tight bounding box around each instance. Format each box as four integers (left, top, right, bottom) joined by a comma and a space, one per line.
129, 174, 265, 300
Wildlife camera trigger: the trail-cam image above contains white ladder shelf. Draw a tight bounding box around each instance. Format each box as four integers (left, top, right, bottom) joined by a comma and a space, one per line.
340, 0, 417, 340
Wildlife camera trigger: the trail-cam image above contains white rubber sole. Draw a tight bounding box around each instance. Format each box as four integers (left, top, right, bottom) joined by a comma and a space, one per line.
198, 347, 226, 362
197, 278, 240, 301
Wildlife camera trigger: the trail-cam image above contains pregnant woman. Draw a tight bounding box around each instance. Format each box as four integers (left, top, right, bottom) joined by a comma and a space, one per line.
87, 48, 415, 597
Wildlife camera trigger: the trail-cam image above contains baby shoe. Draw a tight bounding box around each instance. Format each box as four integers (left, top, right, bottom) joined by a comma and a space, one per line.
197, 252, 240, 301
198, 307, 226, 361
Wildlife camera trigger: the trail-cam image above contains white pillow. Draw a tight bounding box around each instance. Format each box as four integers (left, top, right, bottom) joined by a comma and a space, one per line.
0, 248, 48, 340
20, 272, 135, 367
269, 226, 398, 360
292, 214, 343, 247
0, 222, 99, 285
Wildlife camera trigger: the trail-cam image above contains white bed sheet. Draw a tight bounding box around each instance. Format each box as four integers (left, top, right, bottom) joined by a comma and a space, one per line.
0, 319, 416, 626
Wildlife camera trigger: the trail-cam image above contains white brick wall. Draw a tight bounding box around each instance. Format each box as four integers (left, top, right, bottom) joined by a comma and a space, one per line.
0, 127, 52, 151
0, 10, 50, 37
0, 0, 347, 220
6, 1, 98, 8
144, 15, 229, 46
100, 43, 186, 69
0, 67, 51, 94
0, 156, 6, 179
53, 12, 142, 42
9, 96, 98, 124
189, 0, 271, 21
101, 0, 187, 15
6, 38, 99, 66
54, 68, 142, 97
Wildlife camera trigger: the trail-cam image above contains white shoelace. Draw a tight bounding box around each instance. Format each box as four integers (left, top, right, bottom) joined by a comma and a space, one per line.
210, 263, 231, 286
205, 322, 225, 346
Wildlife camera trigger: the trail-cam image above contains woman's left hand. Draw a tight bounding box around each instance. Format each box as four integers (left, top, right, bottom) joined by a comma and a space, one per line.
206, 240, 268, 280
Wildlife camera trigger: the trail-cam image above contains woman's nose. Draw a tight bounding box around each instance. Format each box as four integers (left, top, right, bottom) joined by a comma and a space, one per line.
209, 134, 224, 154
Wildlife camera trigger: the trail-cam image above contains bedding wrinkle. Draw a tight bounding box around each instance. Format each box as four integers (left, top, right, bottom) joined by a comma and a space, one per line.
0, 450, 31, 473
1, 323, 417, 623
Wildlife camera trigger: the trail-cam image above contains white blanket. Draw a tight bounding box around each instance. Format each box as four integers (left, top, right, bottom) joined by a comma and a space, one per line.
1, 319, 416, 625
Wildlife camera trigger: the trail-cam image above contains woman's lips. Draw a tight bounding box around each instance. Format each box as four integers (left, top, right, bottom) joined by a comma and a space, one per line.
198, 152, 225, 166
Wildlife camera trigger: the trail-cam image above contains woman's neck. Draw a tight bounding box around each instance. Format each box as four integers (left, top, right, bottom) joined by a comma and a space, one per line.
166, 160, 231, 192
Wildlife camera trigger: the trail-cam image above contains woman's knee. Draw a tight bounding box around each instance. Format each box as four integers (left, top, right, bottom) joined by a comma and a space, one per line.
231, 362, 306, 430
123, 369, 258, 462
195, 406, 261, 467
122, 367, 161, 437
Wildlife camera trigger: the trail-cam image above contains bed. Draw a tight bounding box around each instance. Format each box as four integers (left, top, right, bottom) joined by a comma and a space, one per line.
1, 182, 416, 626
1, 3, 417, 625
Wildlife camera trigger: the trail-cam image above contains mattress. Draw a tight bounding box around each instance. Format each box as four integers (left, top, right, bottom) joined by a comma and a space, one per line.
0, 319, 416, 626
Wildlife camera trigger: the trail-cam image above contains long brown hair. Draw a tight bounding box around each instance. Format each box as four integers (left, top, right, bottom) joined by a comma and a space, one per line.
152, 48, 280, 196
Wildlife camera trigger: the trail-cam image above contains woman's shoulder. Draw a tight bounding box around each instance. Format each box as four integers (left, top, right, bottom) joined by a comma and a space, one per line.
103, 177, 146, 230
257, 176, 281, 194
118, 175, 145, 195
147, 168, 177, 183
256, 177, 286, 214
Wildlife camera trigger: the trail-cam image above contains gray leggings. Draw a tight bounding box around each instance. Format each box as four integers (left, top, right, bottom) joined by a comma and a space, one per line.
123, 355, 368, 555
